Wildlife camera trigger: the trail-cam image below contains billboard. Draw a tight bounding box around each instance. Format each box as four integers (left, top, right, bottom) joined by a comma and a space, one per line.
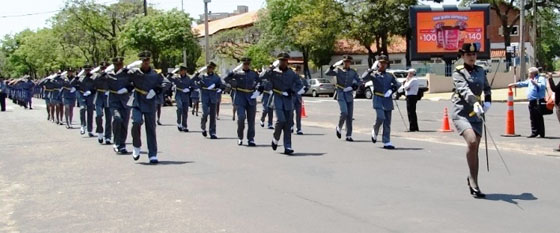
409, 4, 490, 60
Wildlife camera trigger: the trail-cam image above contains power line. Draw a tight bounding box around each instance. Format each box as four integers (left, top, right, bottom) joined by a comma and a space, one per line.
0, 10, 61, 19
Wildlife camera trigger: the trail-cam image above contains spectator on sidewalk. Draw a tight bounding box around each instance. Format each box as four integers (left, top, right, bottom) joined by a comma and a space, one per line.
404, 68, 420, 132
0, 77, 7, 111
509, 67, 547, 138
546, 73, 560, 151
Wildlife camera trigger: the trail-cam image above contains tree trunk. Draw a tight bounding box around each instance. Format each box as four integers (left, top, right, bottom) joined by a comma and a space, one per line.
302, 46, 311, 79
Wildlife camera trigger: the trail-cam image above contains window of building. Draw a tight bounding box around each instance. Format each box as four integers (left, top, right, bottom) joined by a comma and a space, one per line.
499, 25, 519, 37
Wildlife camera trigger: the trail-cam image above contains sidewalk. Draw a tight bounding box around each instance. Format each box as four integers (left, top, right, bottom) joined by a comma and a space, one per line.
424, 87, 529, 102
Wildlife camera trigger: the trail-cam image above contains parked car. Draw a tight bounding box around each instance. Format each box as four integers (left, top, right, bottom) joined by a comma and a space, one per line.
356, 69, 429, 99
304, 78, 336, 97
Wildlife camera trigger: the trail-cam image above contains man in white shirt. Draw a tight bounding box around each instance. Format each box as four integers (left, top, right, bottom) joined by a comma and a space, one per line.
404, 68, 419, 132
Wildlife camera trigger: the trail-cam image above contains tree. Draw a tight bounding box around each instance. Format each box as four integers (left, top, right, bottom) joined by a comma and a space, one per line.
120, 9, 201, 72
342, 0, 416, 66
535, 8, 560, 71
244, 44, 275, 70
210, 27, 260, 63
258, 0, 344, 78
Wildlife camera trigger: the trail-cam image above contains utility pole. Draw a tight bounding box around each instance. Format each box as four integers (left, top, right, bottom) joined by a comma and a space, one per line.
182, 0, 187, 67
204, 0, 211, 65
519, 0, 526, 80
143, 0, 148, 16
531, 0, 537, 67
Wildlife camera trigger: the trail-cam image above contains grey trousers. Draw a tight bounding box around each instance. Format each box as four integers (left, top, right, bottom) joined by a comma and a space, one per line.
274, 109, 294, 149
201, 102, 217, 135
112, 106, 130, 149
176, 98, 189, 128
338, 100, 354, 137
95, 98, 112, 139
293, 100, 302, 131
237, 104, 256, 141
374, 109, 392, 143
131, 108, 157, 157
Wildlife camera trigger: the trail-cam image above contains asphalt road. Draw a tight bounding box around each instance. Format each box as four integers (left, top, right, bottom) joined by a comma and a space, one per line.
1, 97, 559, 233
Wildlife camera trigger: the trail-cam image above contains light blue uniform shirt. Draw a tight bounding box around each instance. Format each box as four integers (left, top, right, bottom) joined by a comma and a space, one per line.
515, 75, 546, 100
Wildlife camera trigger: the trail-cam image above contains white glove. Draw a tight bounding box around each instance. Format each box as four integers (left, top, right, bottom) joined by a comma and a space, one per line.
182, 88, 190, 93
371, 60, 379, 71
268, 90, 273, 95
91, 66, 101, 74
333, 59, 344, 67
171, 68, 180, 74
343, 86, 353, 92
384, 90, 393, 98
207, 84, 215, 90
84, 91, 91, 97
117, 88, 128, 94
70, 87, 76, 93
197, 66, 207, 74
126, 60, 142, 70
105, 91, 109, 96
146, 89, 156, 99
282, 91, 289, 97
297, 88, 305, 95
104, 65, 115, 73
473, 102, 484, 117
77, 70, 85, 77
128, 68, 143, 74
216, 88, 222, 93
272, 60, 280, 68
483, 102, 491, 112
251, 91, 260, 99
233, 63, 243, 73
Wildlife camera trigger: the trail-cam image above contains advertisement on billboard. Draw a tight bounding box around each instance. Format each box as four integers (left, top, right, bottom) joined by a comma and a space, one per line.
409, 5, 490, 60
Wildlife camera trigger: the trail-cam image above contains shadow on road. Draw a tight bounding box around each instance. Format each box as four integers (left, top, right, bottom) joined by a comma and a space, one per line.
392, 147, 423, 151
288, 152, 326, 157
296, 133, 326, 136
137, 161, 195, 166
484, 192, 538, 207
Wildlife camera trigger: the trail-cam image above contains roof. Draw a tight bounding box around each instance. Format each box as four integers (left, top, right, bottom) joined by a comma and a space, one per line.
192, 11, 259, 37
334, 36, 407, 55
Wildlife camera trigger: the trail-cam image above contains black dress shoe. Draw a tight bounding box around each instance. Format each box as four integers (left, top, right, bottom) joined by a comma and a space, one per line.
336, 127, 341, 139
202, 130, 207, 137
184, 128, 189, 132
260, 121, 265, 127
238, 139, 243, 146
467, 177, 486, 199
248, 141, 256, 147
527, 134, 537, 138
371, 137, 377, 143
539, 135, 545, 138
268, 126, 274, 130
346, 137, 354, 142
271, 140, 278, 151
383, 145, 395, 150
284, 148, 294, 155
157, 121, 162, 126
210, 135, 218, 139
119, 148, 129, 154
88, 133, 95, 137
177, 127, 182, 132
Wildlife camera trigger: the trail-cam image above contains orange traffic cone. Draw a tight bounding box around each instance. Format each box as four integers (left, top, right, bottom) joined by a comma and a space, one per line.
439, 107, 453, 132
301, 99, 307, 118
502, 87, 520, 137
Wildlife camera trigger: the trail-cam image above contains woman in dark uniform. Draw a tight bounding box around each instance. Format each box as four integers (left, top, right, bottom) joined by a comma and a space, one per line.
451, 43, 492, 198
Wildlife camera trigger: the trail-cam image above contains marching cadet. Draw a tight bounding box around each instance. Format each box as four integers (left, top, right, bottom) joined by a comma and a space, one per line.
325, 55, 360, 141
190, 77, 201, 116
451, 43, 491, 198
50, 72, 65, 125
192, 62, 223, 139
106, 57, 132, 154
61, 69, 78, 128
38, 76, 52, 120
92, 62, 113, 144
224, 57, 263, 146
77, 65, 96, 137
127, 51, 164, 163
0, 77, 6, 112
361, 55, 400, 149
259, 69, 275, 129
292, 67, 309, 135
21, 76, 35, 109
170, 65, 193, 132
262, 53, 305, 155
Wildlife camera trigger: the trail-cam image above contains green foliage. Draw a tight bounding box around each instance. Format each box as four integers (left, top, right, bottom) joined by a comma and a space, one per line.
245, 44, 275, 69
120, 9, 201, 72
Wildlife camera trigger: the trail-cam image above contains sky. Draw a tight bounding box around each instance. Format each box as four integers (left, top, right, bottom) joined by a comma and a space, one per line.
0, 0, 458, 37
0, 0, 267, 37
